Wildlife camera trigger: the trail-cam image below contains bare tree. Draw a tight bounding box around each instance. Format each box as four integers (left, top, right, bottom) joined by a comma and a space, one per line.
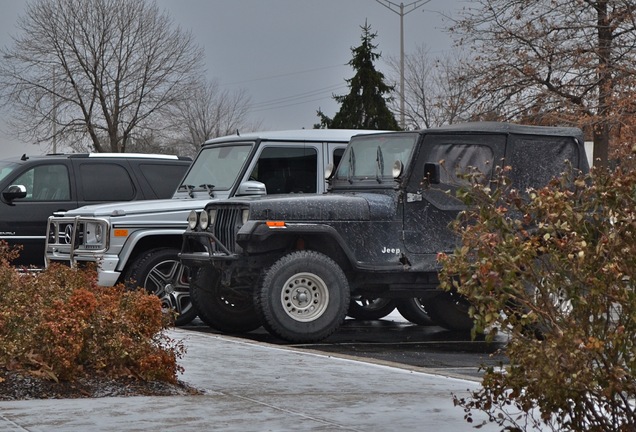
449, 0, 636, 165
0, 0, 203, 153
168, 80, 259, 157
387, 45, 481, 129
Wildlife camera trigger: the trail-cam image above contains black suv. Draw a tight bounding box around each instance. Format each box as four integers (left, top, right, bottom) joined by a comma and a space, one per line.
0, 153, 191, 267
180, 122, 590, 343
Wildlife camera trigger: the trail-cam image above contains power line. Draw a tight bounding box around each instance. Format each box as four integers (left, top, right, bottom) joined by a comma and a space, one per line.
224, 64, 348, 86
251, 83, 347, 109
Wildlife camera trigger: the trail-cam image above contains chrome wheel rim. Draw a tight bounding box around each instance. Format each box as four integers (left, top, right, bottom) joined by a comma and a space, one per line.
144, 259, 191, 317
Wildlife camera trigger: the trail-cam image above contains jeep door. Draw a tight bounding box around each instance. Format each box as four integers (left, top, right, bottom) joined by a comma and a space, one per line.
0, 161, 77, 267
402, 133, 506, 256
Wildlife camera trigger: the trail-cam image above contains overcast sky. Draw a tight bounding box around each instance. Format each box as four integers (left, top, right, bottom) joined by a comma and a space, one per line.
0, 0, 460, 158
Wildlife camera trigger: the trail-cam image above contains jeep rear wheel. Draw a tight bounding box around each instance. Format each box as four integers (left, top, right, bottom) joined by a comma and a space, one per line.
126, 248, 197, 326
347, 296, 395, 320
256, 250, 349, 343
395, 298, 434, 326
424, 291, 474, 332
189, 266, 261, 333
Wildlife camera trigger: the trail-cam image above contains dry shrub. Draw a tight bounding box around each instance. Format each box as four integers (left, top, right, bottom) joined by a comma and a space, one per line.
440, 157, 636, 431
0, 251, 184, 383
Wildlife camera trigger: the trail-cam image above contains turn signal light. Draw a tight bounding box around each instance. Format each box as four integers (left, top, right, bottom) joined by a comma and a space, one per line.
266, 221, 286, 228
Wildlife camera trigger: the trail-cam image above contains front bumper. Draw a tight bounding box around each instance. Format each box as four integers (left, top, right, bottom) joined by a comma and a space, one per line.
179, 231, 239, 266
46, 253, 122, 286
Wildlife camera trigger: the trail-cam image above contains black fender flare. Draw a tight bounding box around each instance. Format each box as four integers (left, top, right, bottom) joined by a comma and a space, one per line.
239, 222, 360, 269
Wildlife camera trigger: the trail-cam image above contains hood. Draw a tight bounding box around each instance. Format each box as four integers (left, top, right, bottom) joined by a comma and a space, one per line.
232, 193, 397, 221
59, 197, 214, 218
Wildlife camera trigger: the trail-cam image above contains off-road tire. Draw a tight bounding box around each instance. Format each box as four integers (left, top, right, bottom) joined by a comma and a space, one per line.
395, 298, 434, 326
189, 266, 261, 333
125, 248, 197, 326
256, 250, 349, 343
424, 292, 474, 332
347, 296, 396, 320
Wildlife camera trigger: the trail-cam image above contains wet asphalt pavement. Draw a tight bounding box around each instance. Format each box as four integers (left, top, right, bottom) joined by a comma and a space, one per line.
182, 311, 509, 381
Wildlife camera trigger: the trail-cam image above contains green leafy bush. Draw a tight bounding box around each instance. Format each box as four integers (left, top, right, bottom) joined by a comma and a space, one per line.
0, 246, 184, 383
439, 161, 636, 431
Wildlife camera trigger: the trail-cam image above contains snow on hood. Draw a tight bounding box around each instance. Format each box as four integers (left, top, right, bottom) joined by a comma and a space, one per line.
59, 197, 214, 217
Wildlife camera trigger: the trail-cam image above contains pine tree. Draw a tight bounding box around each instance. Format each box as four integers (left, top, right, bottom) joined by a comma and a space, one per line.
315, 22, 400, 131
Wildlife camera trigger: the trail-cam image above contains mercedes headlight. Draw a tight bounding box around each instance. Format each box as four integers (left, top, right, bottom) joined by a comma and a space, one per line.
85, 221, 106, 247
242, 209, 250, 224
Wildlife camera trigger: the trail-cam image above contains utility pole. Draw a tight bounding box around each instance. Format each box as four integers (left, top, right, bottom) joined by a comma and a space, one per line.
375, 0, 430, 129
52, 65, 57, 153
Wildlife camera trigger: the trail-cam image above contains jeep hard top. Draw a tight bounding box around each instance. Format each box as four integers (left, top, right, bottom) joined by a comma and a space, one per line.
180, 122, 590, 342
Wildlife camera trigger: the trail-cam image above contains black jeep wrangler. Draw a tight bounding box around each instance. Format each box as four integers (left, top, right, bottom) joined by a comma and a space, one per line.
180, 122, 589, 342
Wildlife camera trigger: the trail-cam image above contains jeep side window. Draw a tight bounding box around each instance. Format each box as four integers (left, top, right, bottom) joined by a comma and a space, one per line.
427, 144, 495, 186
79, 163, 135, 201
249, 147, 318, 194
13, 164, 70, 201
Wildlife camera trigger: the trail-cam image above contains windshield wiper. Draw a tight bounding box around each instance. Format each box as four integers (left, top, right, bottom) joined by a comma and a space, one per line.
376, 146, 384, 183
179, 184, 195, 198
199, 184, 215, 197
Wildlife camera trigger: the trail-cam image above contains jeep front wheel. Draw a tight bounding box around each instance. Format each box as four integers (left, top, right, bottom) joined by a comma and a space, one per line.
189, 266, 261, 333
125, 248, 197, 326
256, 250, 350, 343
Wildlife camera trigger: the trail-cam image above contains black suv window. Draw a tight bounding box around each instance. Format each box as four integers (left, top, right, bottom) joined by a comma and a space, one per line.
14, 164, 70, 201
250, 147, 318, 194
80, 163, 135, 201
138, 163, 187, 197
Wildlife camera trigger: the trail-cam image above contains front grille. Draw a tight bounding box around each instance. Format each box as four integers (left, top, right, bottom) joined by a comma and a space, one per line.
46, 216, 109, 257
48, 220, 83, 247
211, 207, 243, 254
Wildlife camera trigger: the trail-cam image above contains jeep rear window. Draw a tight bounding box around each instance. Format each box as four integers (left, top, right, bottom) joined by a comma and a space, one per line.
336, 134, 417, 180
507, 136, 579, 190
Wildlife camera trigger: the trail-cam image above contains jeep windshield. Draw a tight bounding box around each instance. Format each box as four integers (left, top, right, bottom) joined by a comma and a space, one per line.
178, 143, 253, 195
335, 133, 418, 182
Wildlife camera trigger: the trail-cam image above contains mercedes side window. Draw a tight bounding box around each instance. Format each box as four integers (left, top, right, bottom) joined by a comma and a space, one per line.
80, 163, 135, 201
250, 147, 318, 194
333, 148, 345, 170
13, 164, 70, 201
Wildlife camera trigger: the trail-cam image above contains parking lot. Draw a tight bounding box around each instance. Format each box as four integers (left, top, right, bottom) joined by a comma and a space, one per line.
183, 311, 509, 382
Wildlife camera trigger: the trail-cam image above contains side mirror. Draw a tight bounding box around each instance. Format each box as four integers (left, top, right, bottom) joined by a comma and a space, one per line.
392, 160, 404, 179
324, 163, 335, 181
3, 184, 27, 202
236, 180, 267, 196
423, 163, 440, 185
